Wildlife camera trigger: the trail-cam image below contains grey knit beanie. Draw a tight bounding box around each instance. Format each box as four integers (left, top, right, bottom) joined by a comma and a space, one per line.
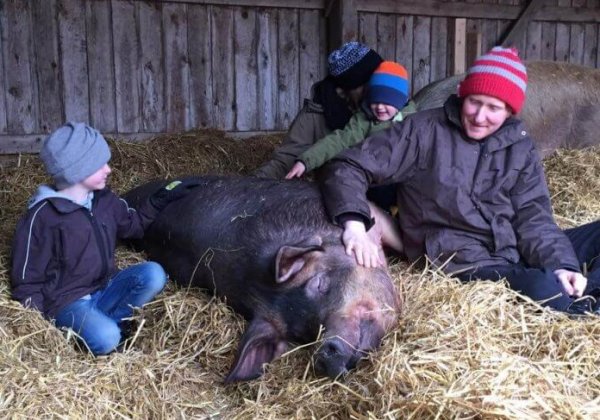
40, 122, 111, 188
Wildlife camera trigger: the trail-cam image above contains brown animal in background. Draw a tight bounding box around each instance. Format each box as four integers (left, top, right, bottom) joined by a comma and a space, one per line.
412, 61, 600, 158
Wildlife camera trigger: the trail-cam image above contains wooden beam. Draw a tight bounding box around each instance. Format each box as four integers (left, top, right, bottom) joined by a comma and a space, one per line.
0, 133, 156, 154
129, 0, 597, 22
227, 130, 286, 139
0, 135, 46, 154
355, 0, 600, 23
326, 0, 358, 53
500, 0, 545, 47
0, 131, 287, 154
150, 0, 325, 9
538, 4, 599, 23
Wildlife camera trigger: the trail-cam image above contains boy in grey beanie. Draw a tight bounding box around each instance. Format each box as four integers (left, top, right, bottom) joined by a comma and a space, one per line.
40, 122, 112, 189
11, 122, 197, 355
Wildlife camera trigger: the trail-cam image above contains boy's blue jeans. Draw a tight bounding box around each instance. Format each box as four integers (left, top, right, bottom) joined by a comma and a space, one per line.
55, 261, 167, 355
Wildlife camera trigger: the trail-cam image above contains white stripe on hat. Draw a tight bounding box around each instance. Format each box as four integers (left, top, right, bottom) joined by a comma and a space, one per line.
472, 53, 527, 75
467, 64, 527, 92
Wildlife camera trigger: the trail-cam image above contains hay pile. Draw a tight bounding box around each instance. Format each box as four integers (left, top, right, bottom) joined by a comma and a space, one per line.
1, 131, 600, 418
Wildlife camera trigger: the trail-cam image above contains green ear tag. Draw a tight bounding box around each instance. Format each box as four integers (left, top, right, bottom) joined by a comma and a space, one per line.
165, 180, 182, 191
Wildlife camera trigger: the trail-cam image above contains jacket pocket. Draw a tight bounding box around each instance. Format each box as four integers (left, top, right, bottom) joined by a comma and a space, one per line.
478, 160, 520, 198
425, 228, 497, 269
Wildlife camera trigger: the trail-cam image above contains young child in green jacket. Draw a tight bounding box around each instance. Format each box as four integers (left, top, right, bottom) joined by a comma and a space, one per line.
285, 61, 414, 179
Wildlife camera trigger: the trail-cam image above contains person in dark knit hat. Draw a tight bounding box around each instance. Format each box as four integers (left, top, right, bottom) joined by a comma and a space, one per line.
11, 122, 199, 355
328, 41, 384, 91
319, 47, 600, 316
253, 41, 416, 179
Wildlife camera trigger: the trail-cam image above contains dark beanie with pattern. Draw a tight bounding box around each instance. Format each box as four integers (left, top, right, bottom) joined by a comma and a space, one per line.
328, 41, 383, 90
40, 122, 111, 188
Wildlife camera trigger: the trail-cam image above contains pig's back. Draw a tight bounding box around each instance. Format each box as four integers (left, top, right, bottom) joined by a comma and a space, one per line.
138, 176, 341, 287
154, 176, 333, 243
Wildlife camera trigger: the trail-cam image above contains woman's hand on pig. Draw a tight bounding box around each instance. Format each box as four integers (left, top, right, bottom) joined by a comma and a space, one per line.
342, 220, 383, 268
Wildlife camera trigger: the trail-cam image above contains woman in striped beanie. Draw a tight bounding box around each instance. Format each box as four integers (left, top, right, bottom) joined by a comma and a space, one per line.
320, 46, 600, 315
458, 46, 528, 140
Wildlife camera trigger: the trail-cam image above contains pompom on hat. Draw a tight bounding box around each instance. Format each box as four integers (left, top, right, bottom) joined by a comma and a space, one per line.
40, 122, 111, 188
328, 41, 383, 90
458, 46, 528, 114
366, 61, 410, 110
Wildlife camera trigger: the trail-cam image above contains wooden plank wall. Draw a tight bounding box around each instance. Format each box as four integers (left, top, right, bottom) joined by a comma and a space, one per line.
357, 0, 600, 95
0, 0, 599, 153
0, 0, 327, 153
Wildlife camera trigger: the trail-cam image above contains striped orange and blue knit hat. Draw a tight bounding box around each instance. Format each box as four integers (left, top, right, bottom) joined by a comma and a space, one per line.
366, 61, 410, 110
458, 46, 528, 113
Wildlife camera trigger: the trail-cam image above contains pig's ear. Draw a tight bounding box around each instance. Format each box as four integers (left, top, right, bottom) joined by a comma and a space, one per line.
275, 241, 323, 284
224, 317, 288, 384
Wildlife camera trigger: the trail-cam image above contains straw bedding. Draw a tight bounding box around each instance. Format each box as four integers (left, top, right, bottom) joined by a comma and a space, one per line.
1, 130, 599, 418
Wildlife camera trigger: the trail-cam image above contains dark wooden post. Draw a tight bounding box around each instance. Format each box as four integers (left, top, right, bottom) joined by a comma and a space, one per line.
326, 0, 358, 53
500, 0, 544, 47
466, 31, 482, 67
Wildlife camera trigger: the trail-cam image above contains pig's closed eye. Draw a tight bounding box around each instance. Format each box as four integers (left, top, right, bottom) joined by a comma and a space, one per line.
306, 273, 330, 296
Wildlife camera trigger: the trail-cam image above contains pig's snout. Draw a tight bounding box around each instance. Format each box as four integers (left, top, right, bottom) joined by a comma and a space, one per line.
313, 337, 365, 379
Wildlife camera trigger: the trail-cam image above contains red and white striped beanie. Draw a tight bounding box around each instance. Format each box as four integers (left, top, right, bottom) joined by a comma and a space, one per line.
458, 46, 528, 114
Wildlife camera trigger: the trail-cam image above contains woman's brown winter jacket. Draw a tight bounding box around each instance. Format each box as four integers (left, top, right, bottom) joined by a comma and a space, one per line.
321, 96, 579, 274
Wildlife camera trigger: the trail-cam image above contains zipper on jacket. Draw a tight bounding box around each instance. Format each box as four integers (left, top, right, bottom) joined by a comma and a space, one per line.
468, 141, 488, 215
84, 210, 109, 281
471, 141, 487, 194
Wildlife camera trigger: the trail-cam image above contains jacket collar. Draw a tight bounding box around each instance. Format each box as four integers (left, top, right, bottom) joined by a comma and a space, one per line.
303, 81, 327, 113
46, 197, 86, 214
36, 189, 106, 214
360, 100, 374, 119
303, 96, 324, 113
444, 95, 528, 152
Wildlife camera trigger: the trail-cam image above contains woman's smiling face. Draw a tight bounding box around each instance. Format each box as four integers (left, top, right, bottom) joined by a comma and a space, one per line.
461, 94, 512, 140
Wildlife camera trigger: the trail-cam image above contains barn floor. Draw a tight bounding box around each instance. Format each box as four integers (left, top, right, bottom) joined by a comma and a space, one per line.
1, 130, 599, 418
